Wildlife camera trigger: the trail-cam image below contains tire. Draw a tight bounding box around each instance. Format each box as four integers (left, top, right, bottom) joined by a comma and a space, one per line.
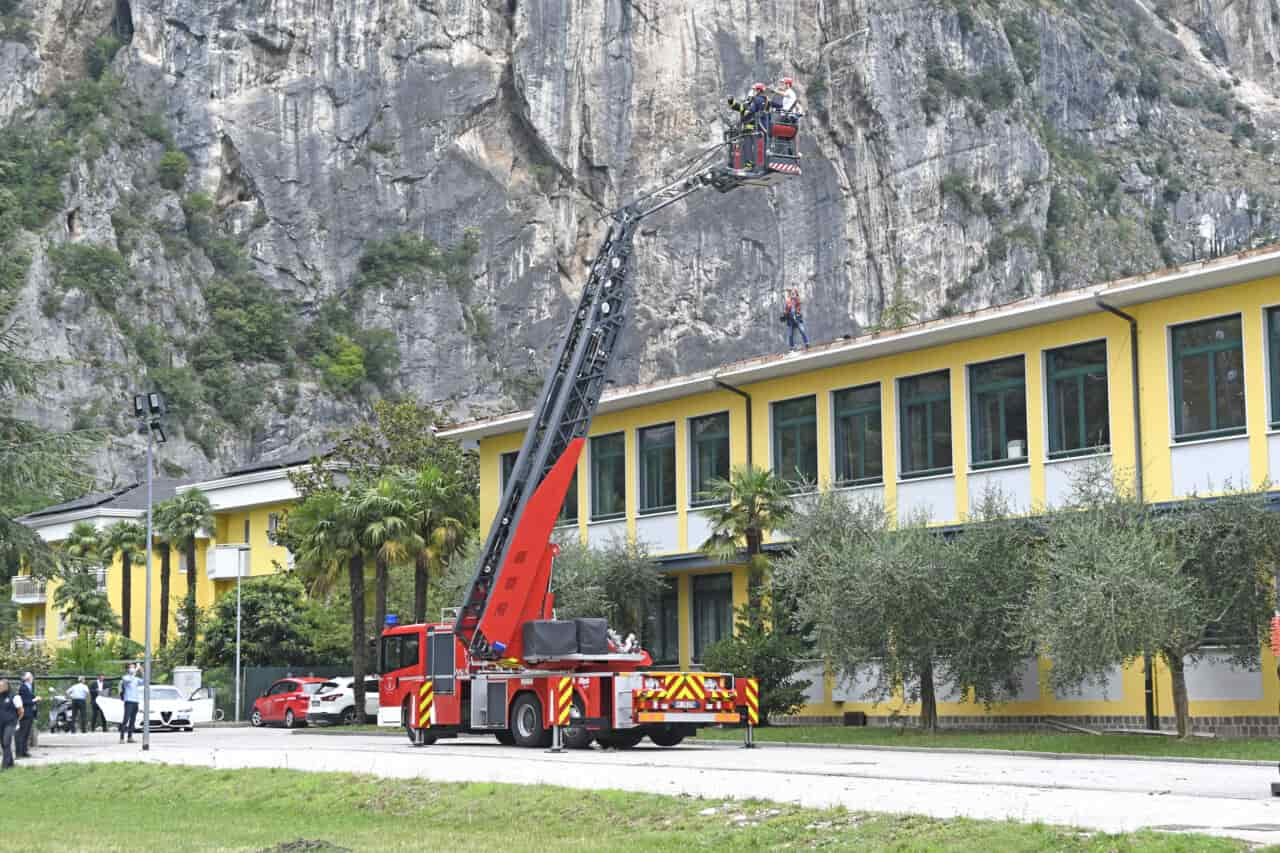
597, 729, 645, 750
340, 706, 358, 726
284, 710, 296, 729
562, 698, 593, 750
510, 694, 551, 748
250, 709, 263, 727
647, 726, 686, 747
214, 709, 226, 722
494, 731, 516, 746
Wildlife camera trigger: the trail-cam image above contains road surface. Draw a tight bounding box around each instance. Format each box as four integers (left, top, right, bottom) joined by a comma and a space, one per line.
25, 727, 1280, 844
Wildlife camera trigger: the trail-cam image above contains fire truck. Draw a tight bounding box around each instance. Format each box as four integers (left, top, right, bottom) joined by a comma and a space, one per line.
377, 112, 801, 749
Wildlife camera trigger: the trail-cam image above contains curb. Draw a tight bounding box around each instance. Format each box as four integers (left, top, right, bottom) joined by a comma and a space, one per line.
690, 736, 1279, 767
290, 728, 399, 737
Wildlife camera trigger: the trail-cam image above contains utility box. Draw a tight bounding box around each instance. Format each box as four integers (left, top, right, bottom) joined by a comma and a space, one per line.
523, 620, 578, 658
574, 618, 608, 655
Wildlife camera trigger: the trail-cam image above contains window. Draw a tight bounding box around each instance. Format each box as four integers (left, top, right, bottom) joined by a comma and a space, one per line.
1046, 340, 1110, 457
499, 451, 518, 491
267, 512, 280, 543
968, 356, 1028, 467
1172, 314, 1246, 441
34, 613, 45, 639
689, 412, 730, 506
772, 396, 818, 488
380, 636, 403, 674
650, 581, 680, 665
590, 432, 626, 520
504, 450, 578, 524
1268, 307, 1280, 428
692, 573, 733, 661
638, 423, 676, 514
898, 371, 952, 476
428, 631, 454, 694
833, 384, 882, 485
243, 519, 250, 543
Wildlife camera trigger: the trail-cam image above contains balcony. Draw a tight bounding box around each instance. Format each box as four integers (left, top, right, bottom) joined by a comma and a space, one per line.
92, 569, 108, 592
208, 544, 250, 580
11, 576, 46, 604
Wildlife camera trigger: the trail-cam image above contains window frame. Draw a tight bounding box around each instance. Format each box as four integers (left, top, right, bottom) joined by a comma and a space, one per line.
637, 422, 677, 515
691, 572, 734, 663
967, 355, 1029, 470
1267, 305, 1280, 430
499, 451, 518, 492
897, 369, 953, 478
688, 411, 731, 508
1169, 313, 1247, 443
831, 383, 883, 487
770, 395, 819, 490
1044, 339, 1112, 459
501, 449, 579, 525
649, 581, 681, 666
589, 431, 627, 522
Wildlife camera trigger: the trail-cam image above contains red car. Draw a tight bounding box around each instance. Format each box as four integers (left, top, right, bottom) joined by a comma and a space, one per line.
250, 677, 328, 728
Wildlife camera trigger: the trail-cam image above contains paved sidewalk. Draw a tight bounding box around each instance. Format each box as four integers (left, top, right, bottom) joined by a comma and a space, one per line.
22, 727, 1280, 844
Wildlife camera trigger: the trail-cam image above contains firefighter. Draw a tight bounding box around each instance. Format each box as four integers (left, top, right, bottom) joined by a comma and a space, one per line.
775, 77, 799, 113
728, 83, 771, 132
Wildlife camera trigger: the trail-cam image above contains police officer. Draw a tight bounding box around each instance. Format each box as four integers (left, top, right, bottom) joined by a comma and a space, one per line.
0, 678, 21, 769
15, 672, 35, 757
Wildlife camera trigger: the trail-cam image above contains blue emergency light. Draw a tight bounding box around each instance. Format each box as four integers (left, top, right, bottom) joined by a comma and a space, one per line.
385, 614, 398, 627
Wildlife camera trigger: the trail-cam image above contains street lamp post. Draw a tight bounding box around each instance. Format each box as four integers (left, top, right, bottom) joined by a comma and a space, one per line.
134, 392, 166, 752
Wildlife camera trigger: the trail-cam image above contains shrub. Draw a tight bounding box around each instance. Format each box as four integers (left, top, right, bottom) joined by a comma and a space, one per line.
314, 334, 367, 392
49, 243, 129, 308
701, 602, 811, 723
1003, 13, 1040, 83
940, 173, 980, 213
158, 149, 190, 190
87, 35, 123, 80
141, 113, 173, 146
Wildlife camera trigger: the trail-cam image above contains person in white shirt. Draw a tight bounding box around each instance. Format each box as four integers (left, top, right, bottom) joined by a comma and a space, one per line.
775, 77, 799, 113
67, 676, 91, 733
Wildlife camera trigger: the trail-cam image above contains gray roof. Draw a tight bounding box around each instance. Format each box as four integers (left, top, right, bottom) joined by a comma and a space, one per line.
20, 478, 187, 520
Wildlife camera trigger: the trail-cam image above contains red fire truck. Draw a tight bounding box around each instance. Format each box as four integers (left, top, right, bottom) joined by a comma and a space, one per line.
378, 122, 798, 748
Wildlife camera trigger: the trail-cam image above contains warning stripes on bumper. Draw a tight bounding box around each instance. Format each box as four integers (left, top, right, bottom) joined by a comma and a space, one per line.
556, 676, 572, 727
417, 680, 433, 729
768, 162, 802, 175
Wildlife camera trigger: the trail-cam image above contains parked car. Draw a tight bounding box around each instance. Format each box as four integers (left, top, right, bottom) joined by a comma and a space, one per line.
250, 677, 328, 728
306, 676, 380, 726
97, 685, 197, 731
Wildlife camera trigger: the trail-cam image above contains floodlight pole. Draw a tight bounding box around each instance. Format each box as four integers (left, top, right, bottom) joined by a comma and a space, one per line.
142, 419, 154, 751
235, 564, 242, 723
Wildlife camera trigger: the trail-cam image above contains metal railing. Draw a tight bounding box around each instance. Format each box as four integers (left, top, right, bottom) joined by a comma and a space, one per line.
11, 576, 46, 603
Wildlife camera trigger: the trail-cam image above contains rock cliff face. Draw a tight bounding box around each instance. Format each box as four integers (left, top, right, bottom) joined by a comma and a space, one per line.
1, 0, 1279, 483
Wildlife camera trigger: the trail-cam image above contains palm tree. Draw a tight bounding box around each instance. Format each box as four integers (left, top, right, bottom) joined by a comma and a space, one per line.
54, 520, 118, 640
156, 489, 213, 663
150, 499, 180, 649
699, 464, 793, 624
287, 488, 372, 715
102, 521, 146, 639
398, 466, 476, 623
63, 520, 102, 566
353, 477, 422, 634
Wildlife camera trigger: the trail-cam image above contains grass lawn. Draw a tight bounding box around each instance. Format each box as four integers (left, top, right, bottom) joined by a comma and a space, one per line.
10, 763, 1270, 852
695, 725, 1280, 761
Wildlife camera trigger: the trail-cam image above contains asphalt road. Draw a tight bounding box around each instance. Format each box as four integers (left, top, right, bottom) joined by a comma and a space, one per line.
24, 726, 1280, 844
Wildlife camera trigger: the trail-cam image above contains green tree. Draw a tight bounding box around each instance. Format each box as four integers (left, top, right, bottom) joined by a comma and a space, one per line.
397, 465, 477, 623
284, 488, 369, 715
1032, 483, 1280, 737
52, 565, 119, 638
198, 574, 322, 667
352, 476, 422, 634
702, 601, 811, 723
155, 489, 213, 663
102, 521, 145, 640
698, 465, 792, 627
158, 149, 190, 190
546, 538, 668, 639
151, 519, 174, 649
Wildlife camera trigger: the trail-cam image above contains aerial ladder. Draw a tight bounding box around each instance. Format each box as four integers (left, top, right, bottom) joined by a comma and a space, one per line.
379, 108, 802, 749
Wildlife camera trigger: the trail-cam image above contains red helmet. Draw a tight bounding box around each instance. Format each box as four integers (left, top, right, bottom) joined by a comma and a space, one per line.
782, 77, 793, 85
752, 82, 766, 92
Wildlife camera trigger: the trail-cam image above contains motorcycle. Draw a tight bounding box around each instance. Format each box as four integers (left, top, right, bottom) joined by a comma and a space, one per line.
47, 690, 74, 733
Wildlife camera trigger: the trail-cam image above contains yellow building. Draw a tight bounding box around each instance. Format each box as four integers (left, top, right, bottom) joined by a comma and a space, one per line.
12, 451, 314, 652
444, 246, 1280, 733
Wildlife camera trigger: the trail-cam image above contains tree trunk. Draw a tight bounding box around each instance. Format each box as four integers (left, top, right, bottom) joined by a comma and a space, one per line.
375, 554, 388, 635
745, 531, 764, 630
120, 548, 132, 640
158, 547, 170, 648
1164, 650, 1191, 738
919, 656, 939, 732
414, 552, 429, 624
185, 540, 198, 664
349, 552, 367, 717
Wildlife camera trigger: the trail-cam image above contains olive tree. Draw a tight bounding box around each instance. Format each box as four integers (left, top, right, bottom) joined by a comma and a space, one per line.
776, 489, 1038, 730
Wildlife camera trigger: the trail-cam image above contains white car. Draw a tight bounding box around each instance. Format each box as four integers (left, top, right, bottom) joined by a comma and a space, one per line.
306, 676, 380, 726
97, 685, 202, 731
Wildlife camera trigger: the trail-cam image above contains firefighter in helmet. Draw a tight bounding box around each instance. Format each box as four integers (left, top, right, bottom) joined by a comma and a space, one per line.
775, 76, 799, 113
728, 83, 771, 132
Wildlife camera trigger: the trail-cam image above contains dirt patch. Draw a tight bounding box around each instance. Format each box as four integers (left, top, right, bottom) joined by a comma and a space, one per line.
258, 840, 351, 853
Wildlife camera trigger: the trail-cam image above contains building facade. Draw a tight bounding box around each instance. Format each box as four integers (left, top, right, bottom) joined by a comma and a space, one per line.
445, 248, 1280, 731
12, 453, 312, 652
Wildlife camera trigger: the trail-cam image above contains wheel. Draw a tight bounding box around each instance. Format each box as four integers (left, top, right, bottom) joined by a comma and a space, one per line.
494, 730, 516, 746
597, 729, 645, 750
647, 726, 686, 747
510, 694, 551, 748
562, 697, 593, 750
340, 706, 358, 726
250, 709, 263, 727
284, 709, 296, 729
184, 727, 194, 732
402, 699, 436, 746
214, 709, 226, 722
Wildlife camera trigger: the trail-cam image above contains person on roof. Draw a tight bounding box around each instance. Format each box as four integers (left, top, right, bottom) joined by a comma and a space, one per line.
782, 287, 810, 351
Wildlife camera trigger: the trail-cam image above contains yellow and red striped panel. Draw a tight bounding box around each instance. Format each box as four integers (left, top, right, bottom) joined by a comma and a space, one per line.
556, 676, 572, 727
417, 680, 433, 729
743, 677, 759, 726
